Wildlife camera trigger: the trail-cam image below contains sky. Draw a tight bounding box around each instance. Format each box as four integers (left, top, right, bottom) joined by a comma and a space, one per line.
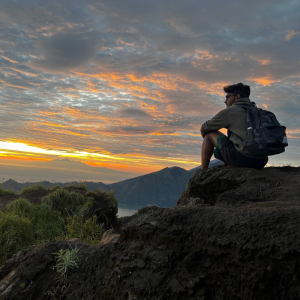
0, 0, 299, 182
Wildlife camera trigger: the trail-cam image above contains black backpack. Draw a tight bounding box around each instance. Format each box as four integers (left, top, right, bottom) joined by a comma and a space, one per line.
242, 102, 288, 157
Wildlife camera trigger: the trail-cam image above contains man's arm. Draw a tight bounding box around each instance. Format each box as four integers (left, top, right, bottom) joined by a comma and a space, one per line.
200, 108, 231, 137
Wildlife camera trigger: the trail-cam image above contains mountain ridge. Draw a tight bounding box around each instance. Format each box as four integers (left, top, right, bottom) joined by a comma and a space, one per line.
1, 166, 191, 208
1, 160, 222, 208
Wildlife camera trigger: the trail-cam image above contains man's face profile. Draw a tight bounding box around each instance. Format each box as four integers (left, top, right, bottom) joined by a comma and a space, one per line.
225, 93, 240, 107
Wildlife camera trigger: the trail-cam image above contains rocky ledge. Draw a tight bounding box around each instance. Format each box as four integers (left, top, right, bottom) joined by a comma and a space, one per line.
1, 166, 300, 300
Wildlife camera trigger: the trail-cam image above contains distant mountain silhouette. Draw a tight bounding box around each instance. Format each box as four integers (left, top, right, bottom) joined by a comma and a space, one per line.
1, 179, 80, 194
1, 161, 220, 208
107, 166, 191, 207
1, 167, 191, 207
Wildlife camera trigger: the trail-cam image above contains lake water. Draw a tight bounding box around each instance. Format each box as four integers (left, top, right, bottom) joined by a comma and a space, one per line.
117, 207, 138, 217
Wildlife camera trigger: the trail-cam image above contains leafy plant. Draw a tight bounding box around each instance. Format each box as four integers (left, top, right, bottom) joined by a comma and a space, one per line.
42, 188, 86, 218
66, 215, 104, 244
20, 184, 45, 195
53, 245, 80, 283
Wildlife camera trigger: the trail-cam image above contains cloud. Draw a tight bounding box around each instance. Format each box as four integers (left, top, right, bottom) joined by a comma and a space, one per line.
119, 108, 152, 118
30, 32, 104, 71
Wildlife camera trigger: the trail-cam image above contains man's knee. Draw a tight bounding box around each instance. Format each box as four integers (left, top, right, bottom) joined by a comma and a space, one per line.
204, 131, 221, 140
204, 131, 223, 146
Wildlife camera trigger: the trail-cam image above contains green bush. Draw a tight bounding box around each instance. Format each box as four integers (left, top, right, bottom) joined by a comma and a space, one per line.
86, 189, 118, 229
6, 197, 34, 217
0, 212, 34, 265
20, 184, 45, 195
0, 187, 14, 196
42, 188, 86, 218
66, 215, 104, 244
94, 189, 118, 209
92, 189, 118, 216
6, 198, 64, 243
0, 188, 110, 266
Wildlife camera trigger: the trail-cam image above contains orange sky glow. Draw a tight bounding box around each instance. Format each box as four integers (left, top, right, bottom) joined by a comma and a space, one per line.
0, 1, 298, 182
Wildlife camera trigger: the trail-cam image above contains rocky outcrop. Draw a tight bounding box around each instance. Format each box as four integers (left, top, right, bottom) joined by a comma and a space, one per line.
1, 166, 300, 300
178, 165, 300, 206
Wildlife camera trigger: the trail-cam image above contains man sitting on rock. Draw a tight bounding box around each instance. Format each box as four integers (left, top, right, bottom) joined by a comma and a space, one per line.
200, 83, 268, 169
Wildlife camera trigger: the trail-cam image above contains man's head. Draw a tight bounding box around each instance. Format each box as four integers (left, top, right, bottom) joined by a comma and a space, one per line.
223, 83, 251, 107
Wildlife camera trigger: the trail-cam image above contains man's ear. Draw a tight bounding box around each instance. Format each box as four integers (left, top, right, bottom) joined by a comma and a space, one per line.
236, 94, 241, 99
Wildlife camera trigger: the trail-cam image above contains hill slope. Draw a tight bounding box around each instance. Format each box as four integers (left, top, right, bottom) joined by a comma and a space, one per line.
108, 166, 191, 207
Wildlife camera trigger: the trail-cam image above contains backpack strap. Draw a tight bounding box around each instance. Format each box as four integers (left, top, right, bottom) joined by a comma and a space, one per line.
227, 129, 232, 139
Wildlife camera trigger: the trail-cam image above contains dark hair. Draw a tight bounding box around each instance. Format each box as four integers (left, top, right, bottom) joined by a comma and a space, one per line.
223, 83, 251, 98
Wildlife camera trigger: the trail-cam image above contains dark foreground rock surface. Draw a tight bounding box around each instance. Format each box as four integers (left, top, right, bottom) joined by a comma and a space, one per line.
1, 166, 300, 300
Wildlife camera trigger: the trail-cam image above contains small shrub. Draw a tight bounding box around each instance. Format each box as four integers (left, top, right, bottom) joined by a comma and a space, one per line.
54, 244, 80, 283
6, 198, 34, 217
0, 212, 34, 265
66, 215, 104, 244
94, 189, 118, 210
0, 187, 14, 197
20, 184, 45, 195
42, 188, 86, 218
6, 198, 64, 243
85, 189, 118, 229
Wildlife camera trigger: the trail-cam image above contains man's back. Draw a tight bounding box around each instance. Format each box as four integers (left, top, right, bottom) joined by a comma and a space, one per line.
200, 83, 269, 170
201, 98, 263, 158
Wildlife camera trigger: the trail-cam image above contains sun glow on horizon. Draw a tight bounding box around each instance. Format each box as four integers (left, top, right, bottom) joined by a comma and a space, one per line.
0, 140, 200, 172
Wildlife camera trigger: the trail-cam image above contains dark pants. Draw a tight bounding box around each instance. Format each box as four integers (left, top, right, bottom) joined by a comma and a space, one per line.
213, 135, 268, 169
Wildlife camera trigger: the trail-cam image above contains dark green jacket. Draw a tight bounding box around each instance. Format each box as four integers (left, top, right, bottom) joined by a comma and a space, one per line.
200, 98, 266, 158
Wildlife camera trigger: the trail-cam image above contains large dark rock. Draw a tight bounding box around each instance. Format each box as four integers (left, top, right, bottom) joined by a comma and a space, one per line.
1, 166, 300, 300
179, 165, 300, 206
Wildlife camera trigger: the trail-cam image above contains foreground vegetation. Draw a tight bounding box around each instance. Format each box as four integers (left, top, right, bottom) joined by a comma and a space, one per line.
0, 185, 118, 265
